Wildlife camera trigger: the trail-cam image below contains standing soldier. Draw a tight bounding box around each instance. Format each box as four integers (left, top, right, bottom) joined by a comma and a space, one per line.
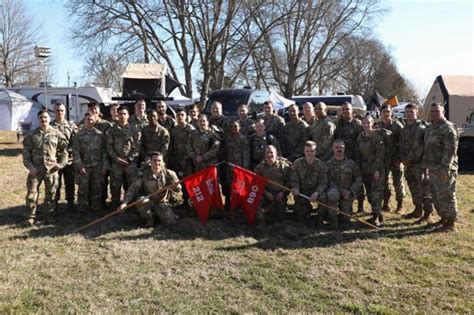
156, 100, 177, 132
249, 118, 281, 170
118, 152, 182, 227
355, 115, 385, 226
23, 110, 68, 225
129, 99, 149, 130
187, 104, 200, 129
108, 103, 120, 124
141, 109, 170, 161
187, 114, 221, 170
421, 103, 459, 232
334, 102, 364, 212
280, 104, 308, 161
290, 141, 328, 225
209, 101, 230, 137
400, 104, 432, 220
263, 101, 285, 142
302, 102, 316, 125
72, 114, 108, 212
377, 104, 405, 213
51, 102, 77, 212
237, 104, 255, 139
326, 140, 362, 229
309, 102, 336, 161
255, 145, 291, 224
106, 106, 142, 208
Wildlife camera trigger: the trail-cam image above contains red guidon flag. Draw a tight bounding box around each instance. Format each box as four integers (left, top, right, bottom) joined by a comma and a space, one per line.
183, 165, 223, 224
230, 165, 267, 225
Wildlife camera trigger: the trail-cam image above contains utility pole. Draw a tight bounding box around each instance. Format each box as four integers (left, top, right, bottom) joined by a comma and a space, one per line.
34, 46, 51, 109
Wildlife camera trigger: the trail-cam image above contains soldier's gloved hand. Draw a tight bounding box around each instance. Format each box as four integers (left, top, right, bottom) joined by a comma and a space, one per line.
309, 192, 319, 203
171, 181, 181, 190
291, 188, 299, 196
276, 191, 285, 202
265, 191, 274, 201
28, 166, 38, 177
117, 203, 127, 213
79, 168, 87, 176
196, 155, 204, 164
341, 189, 351, 199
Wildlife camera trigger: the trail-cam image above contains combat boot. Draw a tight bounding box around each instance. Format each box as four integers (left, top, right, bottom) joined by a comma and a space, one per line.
395, 201, 404, 214
367, 213, 383, 227
427, 217, 448, 228
414, 208, 433, 225
144, 216, 155, 228
357, 199, 365, 213
403, 206, 423, 219
24, 218, 35, 227
439, 219, 457, 233
328, 216, 339, 230
382, 199, 391, 212
67, 200, 76, 212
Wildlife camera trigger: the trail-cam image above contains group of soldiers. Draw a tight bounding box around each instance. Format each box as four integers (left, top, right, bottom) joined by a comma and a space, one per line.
22, 98, 459, 232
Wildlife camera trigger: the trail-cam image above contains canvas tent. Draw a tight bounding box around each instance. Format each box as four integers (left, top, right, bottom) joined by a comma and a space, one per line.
269, 90, 294, 110
423, 75, 474, 126
119, 63, 181, 100
0, 89, 41, 131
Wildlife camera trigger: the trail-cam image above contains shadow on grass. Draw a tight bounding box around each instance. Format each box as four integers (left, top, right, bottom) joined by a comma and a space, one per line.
0, 147, 22, 157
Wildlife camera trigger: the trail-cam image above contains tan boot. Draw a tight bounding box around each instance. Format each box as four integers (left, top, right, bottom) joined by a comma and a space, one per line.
24, 218, 35, 227
395, 201, 404, 214
403, 206, 423, 219
427, 217, 447, 227
439, 219, 458, 233
414, 208, 433, 225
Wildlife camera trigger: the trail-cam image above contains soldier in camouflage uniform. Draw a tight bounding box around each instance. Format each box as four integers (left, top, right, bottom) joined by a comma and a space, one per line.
237, 104, 255, 139
187, 114, 221, 171
118, 152, 182, 227
249, 118, 281, 170
302, 102, 316, 125
187, 104, 200, 129
23, 110, 68, 225
108, 103, 120, 124
421, 103, 459, 232
334, 102, 364, 212
141, 110, 170, 161
290, 141, 328, 225
326, 140, 362, 229
51, 102, 77, 211
263, 101, 285, 142
106, 106, 142, 208
209, 101, 231, 137
280, 104, 308, 161
129, 99, 149, 130
376, 104, 406, 213
255, 145, 291, 223
309, 102, 336, 161
72, 114, 109, 212
156, 100, 177, 132
355, 115, 385, 226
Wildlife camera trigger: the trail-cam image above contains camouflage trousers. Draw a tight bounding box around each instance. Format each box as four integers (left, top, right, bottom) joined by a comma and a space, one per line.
25, 172, 59, 219
428, 169, 458, 221
327, 187, 354, 224
294, 191, 326, 223
170, 159, 194, 206
405, 164, 432, 210
75, 166, 104, 211
361, 170, 385, 214
256, 192, 288, 222
110, 163, 137, 205
383, 163, 406, 204
136, 200, 177, 225
55, 164, 75, 204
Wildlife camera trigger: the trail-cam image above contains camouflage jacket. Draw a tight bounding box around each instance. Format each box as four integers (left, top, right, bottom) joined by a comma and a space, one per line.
106, 123, 142, 164
209, 114, 231, 138
23, 126, 68, 173
280, 118, 309, 161
225, 133, 250, 168
158, 115, 177, 132
422, 119, 459, 172
376, 119, 403, 163
249, 133, 281, 167
187, 128, 221, 168
290, 157, 328, 195
123, 168, 180, 205
94, 118, 113, 134
326, 156, 362, 197
309, 116, 336, 161
238, 118, 255, 139
129, 114, 149, 130
141, 124, 170, 160
72, 127, 108, 171
264, 114, 285, 141
334, 117, 363, 159
355, 131, 385, 174
400, 120, 426, 164
51, 119, 77, 165
255, 157, 291, 194
303, 115, 316, 126
169, 123, 195, 160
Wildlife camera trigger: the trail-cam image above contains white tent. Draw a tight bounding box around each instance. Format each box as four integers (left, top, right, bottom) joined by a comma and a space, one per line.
0, 89, 41, 131
269, 90, 294, 110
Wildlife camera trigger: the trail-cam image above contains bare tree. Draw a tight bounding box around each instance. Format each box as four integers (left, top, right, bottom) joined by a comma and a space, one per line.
83, 50, 128, 91
0, 0, 43, 87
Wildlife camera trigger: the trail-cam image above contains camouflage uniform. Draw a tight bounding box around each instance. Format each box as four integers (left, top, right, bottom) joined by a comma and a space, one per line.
169, 123, 195, 177
187, 128, 221, 170
355, 131, 385, 214
377, 119, 406, 208
264, 114, 285, 142
106, 123, 142, 206
158, 115, 177, 132
326, 156, 362, 226
94, 118, 113, 206
280, 118, 309, 161
129, 114, 149, 130
123, 168, 181, 225
422, 119, 459, 221
50, 120, 77, 207
334, 117, 363, 160
400, 120, 432, 213
189, 118, 199, 130
255, 157, 291, 222
209, 115, 231, 138
72, 126, 108, 211
303, 116, 316, 126
23, 127, 68, 220
249, 133, 281, 170
238, 118, 255, 139
290, 157, 328, 223
141, 124, 170, 161
309, 116, 336, 161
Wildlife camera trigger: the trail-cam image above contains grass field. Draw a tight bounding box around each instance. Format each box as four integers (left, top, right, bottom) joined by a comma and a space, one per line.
0, 130, 473, 313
